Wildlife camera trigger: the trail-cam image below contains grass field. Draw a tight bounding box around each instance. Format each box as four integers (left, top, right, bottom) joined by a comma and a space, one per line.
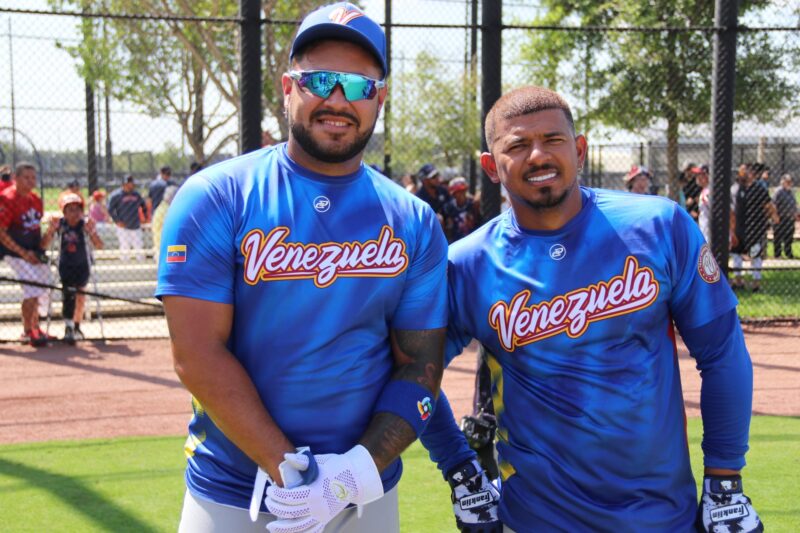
0, 416, 797, 532
736, 267, 800, 319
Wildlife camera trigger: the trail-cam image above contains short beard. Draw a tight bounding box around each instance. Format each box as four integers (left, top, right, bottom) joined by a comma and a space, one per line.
523, 180, 575, 211
290, 114, 375, 164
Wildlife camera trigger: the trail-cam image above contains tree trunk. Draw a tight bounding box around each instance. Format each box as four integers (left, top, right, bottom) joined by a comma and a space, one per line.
191, 57, 205, 164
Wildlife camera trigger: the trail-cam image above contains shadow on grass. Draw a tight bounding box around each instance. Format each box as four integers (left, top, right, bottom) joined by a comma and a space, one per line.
0, 456, 160, 532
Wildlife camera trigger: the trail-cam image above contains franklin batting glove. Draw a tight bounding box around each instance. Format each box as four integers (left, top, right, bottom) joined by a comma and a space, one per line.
264, 445, 384, 533
696, 474, 763, 533
447, 458, 502, 533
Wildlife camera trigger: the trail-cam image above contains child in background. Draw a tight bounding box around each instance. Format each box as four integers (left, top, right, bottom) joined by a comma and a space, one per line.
44, 193, 103, 344
88, 190, 110, 225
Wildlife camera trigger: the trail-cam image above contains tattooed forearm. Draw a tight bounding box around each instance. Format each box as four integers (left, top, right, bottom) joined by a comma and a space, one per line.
357, 328, 445, 472
359, 412, 418, 472
390, 327, 445, 394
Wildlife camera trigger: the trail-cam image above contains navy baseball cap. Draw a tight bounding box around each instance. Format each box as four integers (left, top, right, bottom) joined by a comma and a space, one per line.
290, 2, 387, 78
418, 163, 439, 180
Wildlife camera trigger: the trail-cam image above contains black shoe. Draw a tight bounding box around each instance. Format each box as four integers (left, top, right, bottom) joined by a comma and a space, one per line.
74, 324, 85, 341
63, 326, 76, 345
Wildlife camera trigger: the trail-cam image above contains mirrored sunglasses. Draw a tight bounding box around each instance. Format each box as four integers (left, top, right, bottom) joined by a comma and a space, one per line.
289, 70, 385, 102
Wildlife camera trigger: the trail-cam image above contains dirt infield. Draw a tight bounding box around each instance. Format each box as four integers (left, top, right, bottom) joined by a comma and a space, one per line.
0, 324, 797, 444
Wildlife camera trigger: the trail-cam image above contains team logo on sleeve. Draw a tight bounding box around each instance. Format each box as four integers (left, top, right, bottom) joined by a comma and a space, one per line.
488, 256, 659, 351
417, 397, 433, 420
240, 225, 408, 288
166, 245, 187, 263
698, 244, 721, 283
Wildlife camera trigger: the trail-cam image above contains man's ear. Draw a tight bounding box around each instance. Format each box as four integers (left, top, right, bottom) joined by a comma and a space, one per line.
480, 152, 500, 184
281, 73, 293, 110
575, 134, 588, 170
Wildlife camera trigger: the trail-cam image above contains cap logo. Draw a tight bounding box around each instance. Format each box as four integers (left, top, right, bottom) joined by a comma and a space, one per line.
329, 4, 364, 25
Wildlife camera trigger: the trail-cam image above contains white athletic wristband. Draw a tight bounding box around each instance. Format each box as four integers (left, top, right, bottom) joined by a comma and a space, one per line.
344, 444, 384, 505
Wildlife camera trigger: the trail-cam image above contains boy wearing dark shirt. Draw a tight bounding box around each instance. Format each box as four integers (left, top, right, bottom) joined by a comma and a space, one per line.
45, 193, 103, 344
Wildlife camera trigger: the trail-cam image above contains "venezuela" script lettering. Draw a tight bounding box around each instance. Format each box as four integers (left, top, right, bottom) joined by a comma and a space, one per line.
241, 225, 409, 288
488, 256, 660, 351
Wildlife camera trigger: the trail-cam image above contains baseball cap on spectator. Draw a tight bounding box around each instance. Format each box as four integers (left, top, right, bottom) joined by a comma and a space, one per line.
59, 192, 84, 211
91, 190, 106, 201
67, 178, 80, 188
449, 177, 468, 193
624, 165, 651, 183
690, 164, 709, 174
124, 175, 135, 184
290, 2, 388, 77
418, 163, 440, 180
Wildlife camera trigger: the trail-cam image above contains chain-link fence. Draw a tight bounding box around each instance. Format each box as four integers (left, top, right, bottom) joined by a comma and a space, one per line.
0, 1, 798, 342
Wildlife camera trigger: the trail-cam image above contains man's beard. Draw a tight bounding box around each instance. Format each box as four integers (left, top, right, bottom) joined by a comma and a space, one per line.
521, 167, 575, 210
523, 186, 572, 210
290, 112, 375, 164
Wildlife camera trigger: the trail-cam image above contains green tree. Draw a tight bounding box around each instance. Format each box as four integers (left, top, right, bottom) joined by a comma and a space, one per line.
50, 0, 336, 162
391, 52, 481, 177
518, 1, 799, 199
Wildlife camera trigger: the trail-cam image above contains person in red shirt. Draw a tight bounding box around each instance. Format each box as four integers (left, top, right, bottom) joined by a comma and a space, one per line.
0, 165, 13, 193
0, 162, 56, 346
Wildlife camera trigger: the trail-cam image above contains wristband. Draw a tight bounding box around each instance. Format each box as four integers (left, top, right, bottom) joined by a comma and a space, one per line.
373, 380, 435, 437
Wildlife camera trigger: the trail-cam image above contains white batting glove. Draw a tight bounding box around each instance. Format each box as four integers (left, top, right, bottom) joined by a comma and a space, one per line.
265, 445, 384, 533
447, 459, 502, 532
249, 447, 318, 522
696, 475, 763, 532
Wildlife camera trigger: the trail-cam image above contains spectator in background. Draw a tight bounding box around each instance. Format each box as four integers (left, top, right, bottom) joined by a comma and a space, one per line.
731, 163, 779, 291
757, 165, 770, 190
0, 165, 13, 193
682, 164, 702, 222
693, 165, 711, 243
44, 193, 103, 345
152, 185, 179, 265
0, 162, 56, 346
108, 175, 146, 262
443, 177, 481, 242
147, 165, 177, 221
400, 173, 418, 194
773, 173, 797, 259
88, 190, 110, 226
190, 161, 204, 175
57, 178, 84, 207
415, 163, 451, 219
623, 165, 652, 195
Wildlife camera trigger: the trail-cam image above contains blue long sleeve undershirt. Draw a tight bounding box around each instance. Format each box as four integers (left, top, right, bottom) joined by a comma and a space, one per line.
678, 307, 753, 470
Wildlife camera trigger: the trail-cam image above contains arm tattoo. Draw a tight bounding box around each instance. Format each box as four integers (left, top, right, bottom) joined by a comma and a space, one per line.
360, 328, 445, 472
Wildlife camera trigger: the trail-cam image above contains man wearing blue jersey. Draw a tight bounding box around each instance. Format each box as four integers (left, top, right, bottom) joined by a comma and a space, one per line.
157, 4, 449, 532
422, 85, 763, 532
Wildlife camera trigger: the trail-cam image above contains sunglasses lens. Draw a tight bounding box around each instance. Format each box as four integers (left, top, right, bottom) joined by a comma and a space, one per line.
340, 74, 375, 101
300, 71, 337, 99
297, 71, 378, 102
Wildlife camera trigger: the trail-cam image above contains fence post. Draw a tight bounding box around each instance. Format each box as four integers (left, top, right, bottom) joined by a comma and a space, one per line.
239, 0, 262, 155
85, 82, 98, 194
710, 0, 738, 276
480, 0, 502, 220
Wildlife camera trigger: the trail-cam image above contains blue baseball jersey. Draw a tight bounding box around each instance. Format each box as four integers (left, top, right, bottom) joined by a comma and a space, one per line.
447, 187, 740, 531
156, 144, 447, 509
